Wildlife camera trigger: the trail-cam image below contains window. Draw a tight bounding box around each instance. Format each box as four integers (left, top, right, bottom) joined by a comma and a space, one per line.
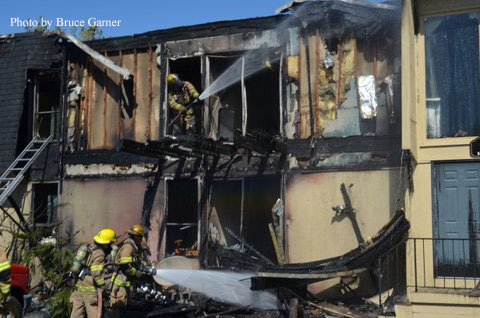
425, 12, 480, 138
32, 183, 58, 224
33, 72, 61, 138
208, 53, 280, 139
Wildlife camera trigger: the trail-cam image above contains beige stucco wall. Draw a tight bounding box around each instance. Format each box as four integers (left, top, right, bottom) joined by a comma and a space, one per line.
59, 178, 147, 245
285, 168, 401, 263
0, 181, 31, 259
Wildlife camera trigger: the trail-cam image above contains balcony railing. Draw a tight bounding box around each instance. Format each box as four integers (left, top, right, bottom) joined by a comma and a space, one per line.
410, 238, 480, 291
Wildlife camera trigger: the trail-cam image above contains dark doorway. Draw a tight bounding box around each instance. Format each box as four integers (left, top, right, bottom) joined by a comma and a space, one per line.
166, 178, 199, 255
210, 176, 281, 262
210, 179, 242, 246
167, 58, 202, 135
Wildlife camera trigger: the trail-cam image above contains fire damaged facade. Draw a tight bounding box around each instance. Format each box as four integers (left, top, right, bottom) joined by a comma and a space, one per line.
59, 1, 403, 265
0, 0, 418, 315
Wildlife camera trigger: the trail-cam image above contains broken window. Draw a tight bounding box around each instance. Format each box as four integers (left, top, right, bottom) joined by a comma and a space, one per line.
33, 72, 61, 139
166, 178, 199, 255
32, 182, 58, 225
210, 176, 280, 262
208, 54, 280, 139
425, 12, 480, 138
167, 57, 202, 135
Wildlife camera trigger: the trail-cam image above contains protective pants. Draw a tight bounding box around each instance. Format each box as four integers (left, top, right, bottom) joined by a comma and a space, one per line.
109, 285, 128, 318
70, 290, 99, 318
0, 296, 22, 318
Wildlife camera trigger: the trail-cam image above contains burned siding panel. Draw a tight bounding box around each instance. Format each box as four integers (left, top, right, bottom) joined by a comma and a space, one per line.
135, 51, 151, 143
164, 30, 281, 57
121, 51, 136, 143
105, 52, 121, 149
151, 51, 161, 140
87, 16, 286, 52
72, 48, 161, 151
89, 60, 105, 149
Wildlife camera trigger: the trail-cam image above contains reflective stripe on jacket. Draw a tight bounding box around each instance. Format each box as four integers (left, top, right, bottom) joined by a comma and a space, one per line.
76, 245, 107, 292
114, 238, 143, 286
0, 251, 11, 298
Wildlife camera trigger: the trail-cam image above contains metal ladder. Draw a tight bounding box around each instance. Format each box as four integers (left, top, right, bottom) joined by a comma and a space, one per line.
0, 135, 53, 206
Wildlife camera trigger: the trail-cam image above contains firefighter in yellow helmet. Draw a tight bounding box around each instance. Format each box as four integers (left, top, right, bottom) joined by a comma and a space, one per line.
70, 229, 116, 318
167, 73, 201, 133
109, 224, 155, 318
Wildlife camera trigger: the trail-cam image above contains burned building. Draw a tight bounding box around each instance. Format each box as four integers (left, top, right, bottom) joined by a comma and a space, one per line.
0, 0, 405, 304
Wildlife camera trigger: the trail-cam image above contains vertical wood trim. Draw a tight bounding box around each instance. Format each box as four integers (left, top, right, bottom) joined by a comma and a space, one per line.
148, 47, 153, 140
103, 51, 108, 148
118, 50, 124, 141
133, 48, 138, 138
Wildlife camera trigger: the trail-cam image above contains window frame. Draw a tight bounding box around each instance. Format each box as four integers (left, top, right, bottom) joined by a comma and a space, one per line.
31, 181, 59, 226
418, 9, 480, 146
32, 71, 61, 140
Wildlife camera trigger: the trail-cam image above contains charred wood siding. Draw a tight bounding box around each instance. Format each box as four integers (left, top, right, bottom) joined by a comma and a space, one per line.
71, 48, 161, 150
0, 33, 62, 172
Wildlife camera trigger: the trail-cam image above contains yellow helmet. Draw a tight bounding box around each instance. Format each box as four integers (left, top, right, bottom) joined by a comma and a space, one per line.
128, 224, 145, 237
93, 229, 116, 245
167, 73, 181, 86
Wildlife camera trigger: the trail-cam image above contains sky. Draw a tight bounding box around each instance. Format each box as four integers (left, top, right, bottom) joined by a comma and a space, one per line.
1, 0, 385, 38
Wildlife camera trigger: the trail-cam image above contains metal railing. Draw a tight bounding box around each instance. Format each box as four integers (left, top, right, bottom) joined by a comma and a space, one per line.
410, 238, 480, 291
375, 241, 407, 311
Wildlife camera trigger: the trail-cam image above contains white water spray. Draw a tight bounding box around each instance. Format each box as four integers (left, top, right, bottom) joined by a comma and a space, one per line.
198, 4, 311, 101
199, 48, 282, 100
155, 269, 278, 310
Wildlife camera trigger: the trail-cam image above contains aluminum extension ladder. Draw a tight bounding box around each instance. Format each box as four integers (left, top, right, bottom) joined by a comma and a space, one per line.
0, 135, 53, 206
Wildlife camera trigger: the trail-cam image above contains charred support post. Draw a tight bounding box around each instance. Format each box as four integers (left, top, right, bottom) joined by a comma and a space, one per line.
158, 43, 167, 139
141, 158, 165, 229
199, 157, 220, 267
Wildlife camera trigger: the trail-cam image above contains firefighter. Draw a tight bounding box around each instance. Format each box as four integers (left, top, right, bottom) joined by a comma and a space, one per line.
167, 73, 201, 133
0, 250, 10, 303
70, 229, 116, 318
109, 224, 155, 318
